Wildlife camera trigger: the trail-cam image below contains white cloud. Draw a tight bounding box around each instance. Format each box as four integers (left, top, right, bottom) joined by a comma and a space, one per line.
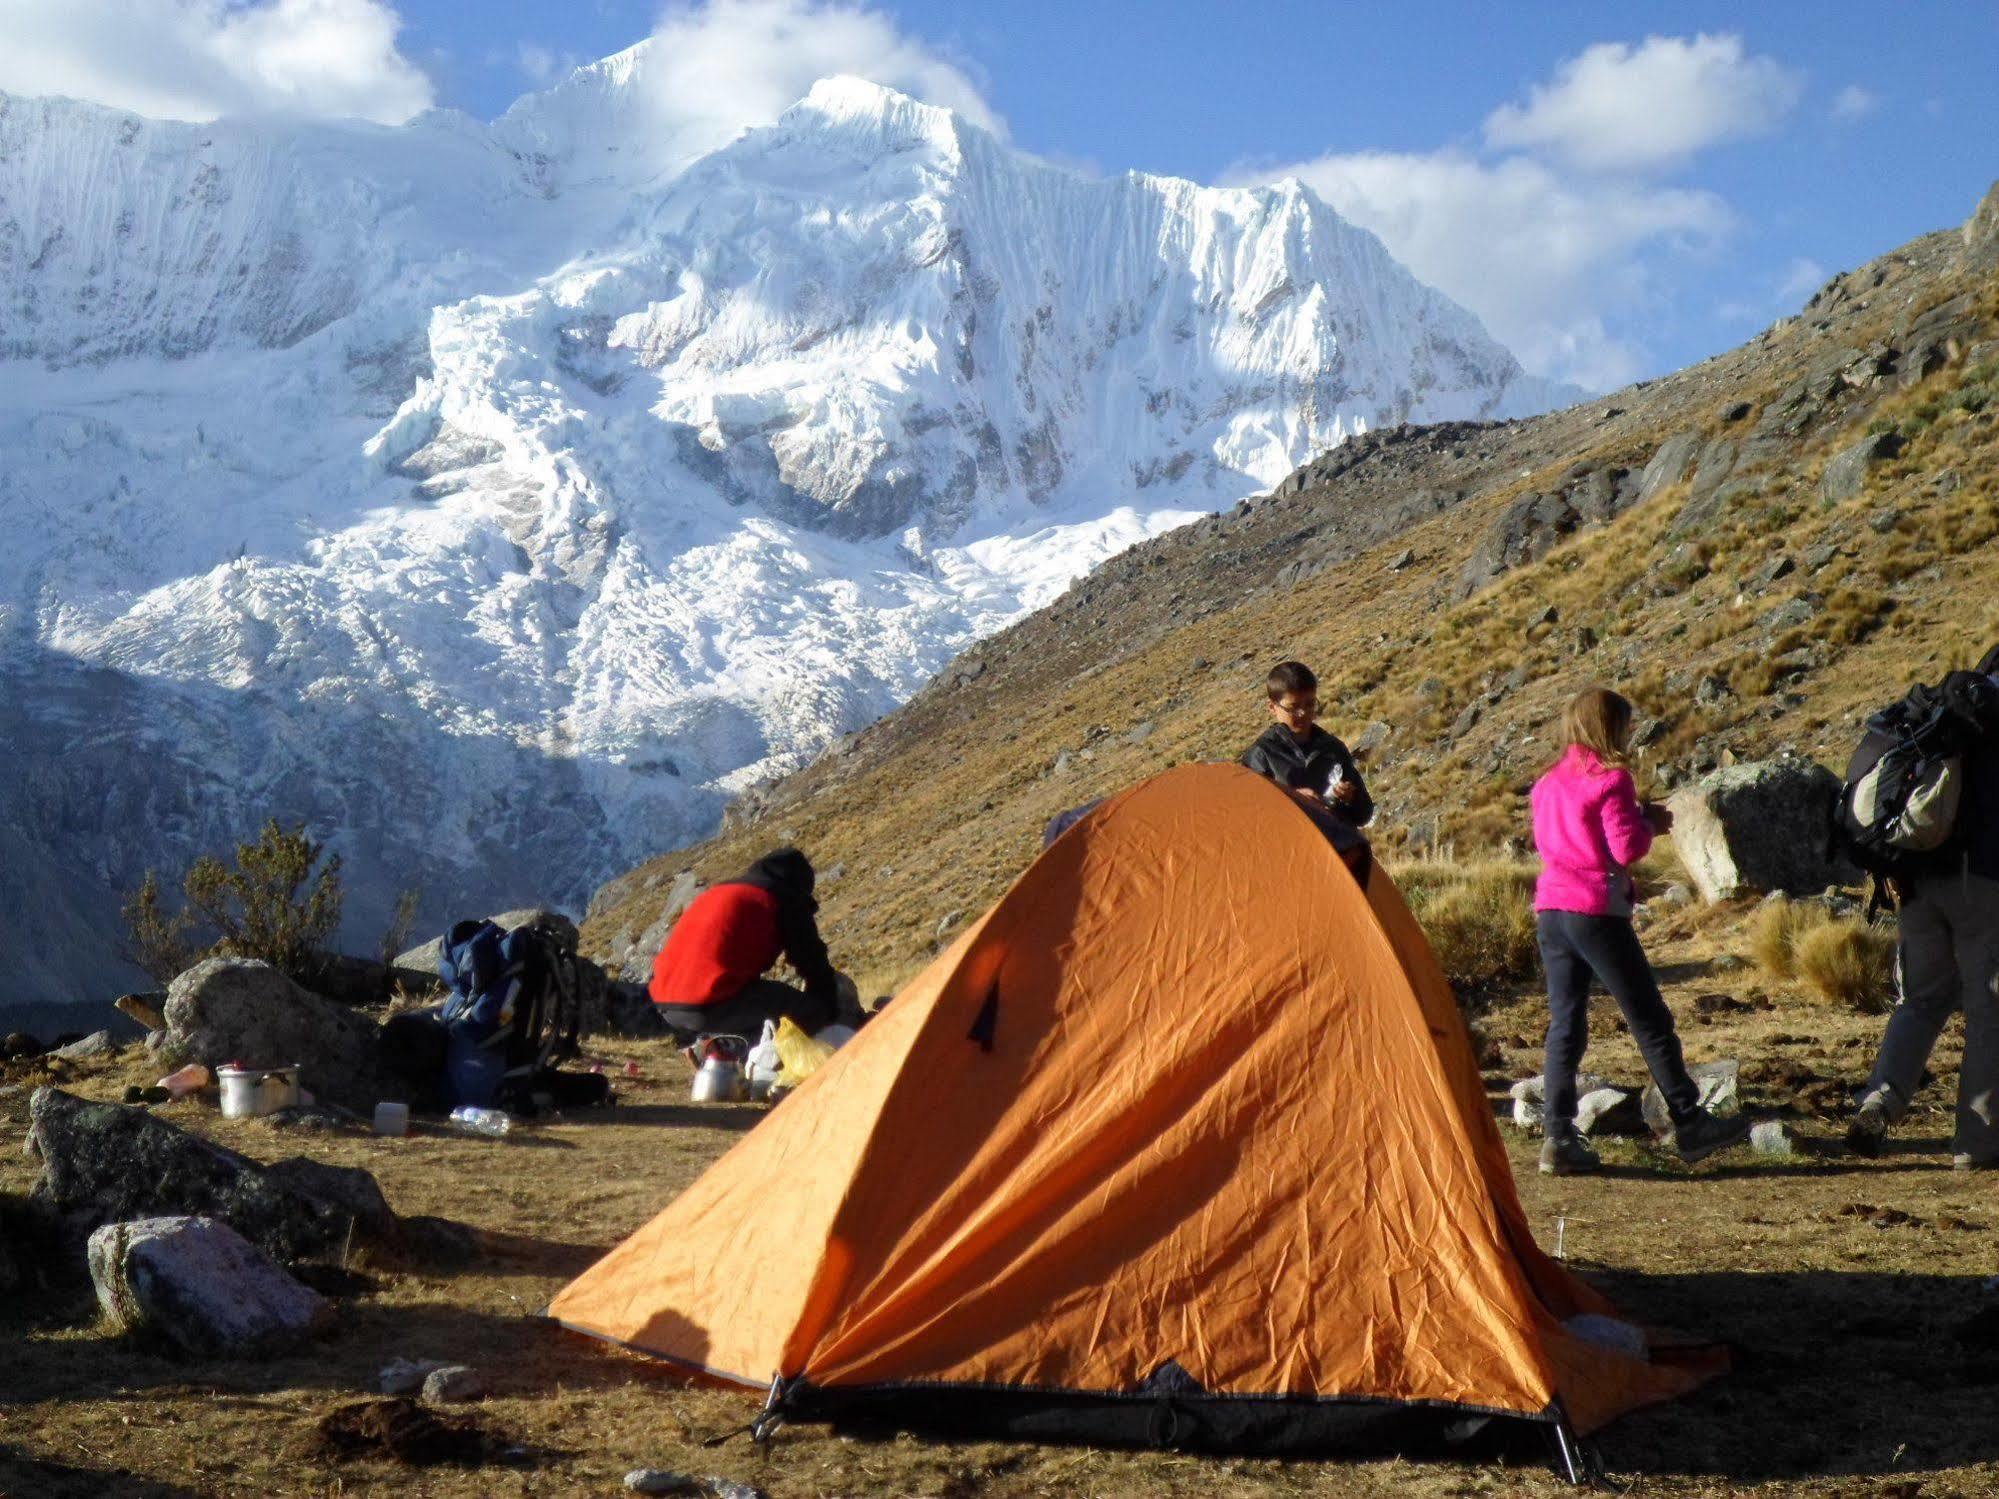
1831, 84, 1879, 121
1241, 149, 1729, 390
516, 42, 584, 88
1777, 257, 1827, 305
0, 0, 434, 124
1483, 33, 1801, 172
638, 0, 1004, 157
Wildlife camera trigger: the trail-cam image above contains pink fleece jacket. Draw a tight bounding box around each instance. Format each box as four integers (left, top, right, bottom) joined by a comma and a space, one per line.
1531, 744, 1654, 917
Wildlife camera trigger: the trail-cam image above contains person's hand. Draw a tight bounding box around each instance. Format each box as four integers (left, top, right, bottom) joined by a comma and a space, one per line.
1643, 801, 1674, 834
1295, 786, 1326, 806
1330, 778, 1359, 806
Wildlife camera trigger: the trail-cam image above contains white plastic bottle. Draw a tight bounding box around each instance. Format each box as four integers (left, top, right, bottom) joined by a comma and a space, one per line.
449, 1105, 513, 1137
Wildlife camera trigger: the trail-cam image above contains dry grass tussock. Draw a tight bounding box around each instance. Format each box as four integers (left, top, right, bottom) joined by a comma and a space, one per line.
1793, 917, 1897, 1014
1751, 897, 1897, 1012
1393, 857, 1539, 997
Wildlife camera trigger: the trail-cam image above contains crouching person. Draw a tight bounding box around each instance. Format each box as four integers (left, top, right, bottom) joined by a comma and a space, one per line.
650, 848, 859, 1042
1532, 687, 1749, 1174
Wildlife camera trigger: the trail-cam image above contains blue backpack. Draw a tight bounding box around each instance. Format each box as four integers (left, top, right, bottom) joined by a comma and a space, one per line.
437, 918, 581, 1108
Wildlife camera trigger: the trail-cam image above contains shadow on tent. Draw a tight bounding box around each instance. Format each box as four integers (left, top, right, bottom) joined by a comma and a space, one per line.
1590, 1268, 1999, 1482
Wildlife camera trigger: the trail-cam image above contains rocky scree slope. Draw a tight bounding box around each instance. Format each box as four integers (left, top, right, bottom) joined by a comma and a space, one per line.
584, 181, 1999, 996
0, 58, 1568, 1005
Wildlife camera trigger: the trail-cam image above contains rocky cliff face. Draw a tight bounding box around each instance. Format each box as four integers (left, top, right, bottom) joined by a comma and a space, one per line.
0, 54, 1573, 1004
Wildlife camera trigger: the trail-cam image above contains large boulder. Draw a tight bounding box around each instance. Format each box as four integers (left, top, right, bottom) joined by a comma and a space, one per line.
1821, 430, 1904, 504
163, 957, 385, 1112
1667, 761, 1853, 901
1964, 178, 1999, 268
1458, 491, 1580, 597
88, 1215, 330, 1357
28, 1087, 392, 1262
1636, 431, 1702, 504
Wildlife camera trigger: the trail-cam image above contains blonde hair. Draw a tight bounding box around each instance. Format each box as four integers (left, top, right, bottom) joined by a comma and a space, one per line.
1563, 687, 1635, 767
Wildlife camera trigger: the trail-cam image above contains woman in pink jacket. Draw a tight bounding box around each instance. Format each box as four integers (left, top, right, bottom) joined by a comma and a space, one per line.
1531, 687, 1750, 1174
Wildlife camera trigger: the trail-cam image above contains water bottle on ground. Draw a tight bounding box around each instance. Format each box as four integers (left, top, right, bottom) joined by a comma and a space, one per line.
449, 1105, 513, 1137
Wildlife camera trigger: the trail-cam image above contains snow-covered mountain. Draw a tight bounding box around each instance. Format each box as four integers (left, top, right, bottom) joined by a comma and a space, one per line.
0, 47, 1576, 1003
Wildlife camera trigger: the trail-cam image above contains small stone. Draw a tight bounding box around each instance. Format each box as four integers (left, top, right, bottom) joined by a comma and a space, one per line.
1867, 507, 1900, 535
1642, 1059, 1740, 1135
421, 1364, 485, 1402
1802, 542, 1840, 573
1527, 604, 1559, 632
1576, 1087, 1645, 1137
1190, 656, 1211, 671
935, 910, 963, 940
1125, 720, 1155, 745
1695, 674, 1732, 708
1449, 702, 1483, 739
1753, 555, 1796, 588
1750, 1121, 1793, 1156
1350, 721, 1393, 759
1718, 400, 1753, 424
380, 1357, 449, 1396
1051, 751, 1071, 775
624, 1472, 700, 1496
1657, 883, 1694, 908
702, 1481, 766, 1499
1387, 548, 1414, 571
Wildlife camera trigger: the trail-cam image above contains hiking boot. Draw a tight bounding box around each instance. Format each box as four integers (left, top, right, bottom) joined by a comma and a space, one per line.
1845, 1095, 1890, 1157
1539, 1134, 1602, 1176
1674, 1108, 1751, 1165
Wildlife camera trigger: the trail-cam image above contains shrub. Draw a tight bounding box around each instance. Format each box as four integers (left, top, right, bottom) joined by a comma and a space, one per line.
122, 820, 344, 986
1793, 918, 1896, 1013
1399, 859, 1540, 997
1749, 897, 1828, 982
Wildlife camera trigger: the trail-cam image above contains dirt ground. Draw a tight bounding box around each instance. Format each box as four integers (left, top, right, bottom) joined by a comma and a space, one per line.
3, 908, 1997, 1499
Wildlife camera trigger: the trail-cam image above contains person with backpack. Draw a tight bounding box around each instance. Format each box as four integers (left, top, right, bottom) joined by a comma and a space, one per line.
1844, 645, 1999, 1168
1531, 686, 1751, 1174
650, 848, 857, 1042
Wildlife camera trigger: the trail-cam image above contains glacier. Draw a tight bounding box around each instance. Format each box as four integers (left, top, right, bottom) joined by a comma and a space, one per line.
0, 47, 1576, 1003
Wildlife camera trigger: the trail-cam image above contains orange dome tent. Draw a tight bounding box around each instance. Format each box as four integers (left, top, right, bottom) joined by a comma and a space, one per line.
550, 764, 1716, 1462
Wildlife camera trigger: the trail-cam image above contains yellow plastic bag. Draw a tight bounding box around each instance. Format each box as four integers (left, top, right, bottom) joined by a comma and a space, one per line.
773, 1017, 835, 1088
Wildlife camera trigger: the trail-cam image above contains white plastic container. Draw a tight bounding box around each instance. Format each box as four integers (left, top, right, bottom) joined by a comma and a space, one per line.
217, 1064, 300, 1119
373, 1101, 410, 1137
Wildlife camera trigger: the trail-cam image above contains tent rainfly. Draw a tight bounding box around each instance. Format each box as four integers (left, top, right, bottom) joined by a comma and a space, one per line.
550, 764, 1717, 1466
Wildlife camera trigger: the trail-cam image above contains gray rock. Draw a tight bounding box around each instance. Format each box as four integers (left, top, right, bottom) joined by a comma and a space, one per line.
1449, 702, 1483, 739
1668, 761, 1853, 901
1963, 178, 1999, 267
703, 1482, 766, 1499
1576, 1086, 1646, 1138
1459, 490, 1580, 596
1642, 1060, 1740, 1136
164, 958, 385, 1113
1387, 548, 1414, 571
1752, 555, 1796, 589
625, 1473, 701, 1496
88, 1215, 330, 1358
263, 1157, 399, 1246
1750, 1120, 1794, 1157
115, 993, 168, 1031
1821, 430, 1904, 504
1637, 432, 1701, 503
1350, 721, 1393, 759
29, 1087, 389, 1263
380, 1356, 449, 1395
1803, 542, 1840, 573
1695, 674, 1732, 709
51, 1030, 116, 1061
421, 1364, 486, 1402
262, 1103, 368, 1134
1509, 1073, 1611, 1130
1686, 438, 1738, 505
1656, 882, 1695, 908
1125, 720, 1155, 745
1764, 596, 1821, 634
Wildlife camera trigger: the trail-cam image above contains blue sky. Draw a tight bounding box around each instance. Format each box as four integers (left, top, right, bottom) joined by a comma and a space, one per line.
6, 1, 1996, 388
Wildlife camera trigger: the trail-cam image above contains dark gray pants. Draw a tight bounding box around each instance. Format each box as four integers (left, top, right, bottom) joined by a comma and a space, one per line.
1538, 911, 1699, 1138
656, 978, 836, 1045
1859, 872, 1999, 1160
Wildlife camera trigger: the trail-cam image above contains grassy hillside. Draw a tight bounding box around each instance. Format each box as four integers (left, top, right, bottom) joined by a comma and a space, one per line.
585, 186, 1999, 1002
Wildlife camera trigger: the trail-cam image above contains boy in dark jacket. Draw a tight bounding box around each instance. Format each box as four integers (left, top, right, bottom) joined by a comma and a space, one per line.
1241, 660, 1375, 829
1848, 644, 1999, 1168
650, 848, 855, 1041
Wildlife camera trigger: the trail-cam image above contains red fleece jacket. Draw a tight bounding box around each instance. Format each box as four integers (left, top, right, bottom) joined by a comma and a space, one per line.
649, 883, 783, 1008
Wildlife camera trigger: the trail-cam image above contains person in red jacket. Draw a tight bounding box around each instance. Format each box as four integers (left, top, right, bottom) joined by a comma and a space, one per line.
650, 848, 851, 1041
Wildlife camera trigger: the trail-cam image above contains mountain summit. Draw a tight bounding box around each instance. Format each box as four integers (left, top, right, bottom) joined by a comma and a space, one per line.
0, 63, 1574, 1002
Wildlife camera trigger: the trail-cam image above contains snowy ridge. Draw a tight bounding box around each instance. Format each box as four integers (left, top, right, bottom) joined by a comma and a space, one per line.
0, 56, 1576, 1001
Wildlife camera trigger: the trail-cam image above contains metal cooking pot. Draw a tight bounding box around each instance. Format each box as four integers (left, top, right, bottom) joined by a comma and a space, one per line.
690, 1035, 750, 1103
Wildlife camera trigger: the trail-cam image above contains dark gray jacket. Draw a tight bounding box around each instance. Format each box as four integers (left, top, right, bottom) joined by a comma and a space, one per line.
1241, 724, 1375, 827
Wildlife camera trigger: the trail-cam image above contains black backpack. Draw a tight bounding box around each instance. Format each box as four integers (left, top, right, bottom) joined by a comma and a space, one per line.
1835, 671, 1999, 887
